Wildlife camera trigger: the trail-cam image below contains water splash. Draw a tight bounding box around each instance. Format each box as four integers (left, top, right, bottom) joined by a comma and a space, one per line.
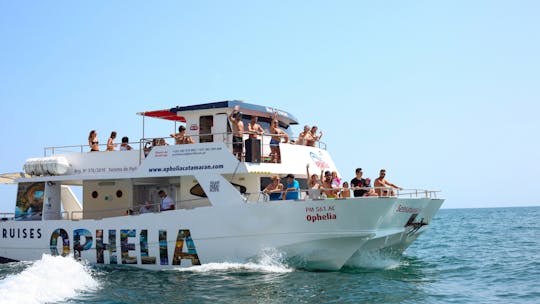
0, 254, 99, 304
344, 250, 403, 270
175, 247, 293, 273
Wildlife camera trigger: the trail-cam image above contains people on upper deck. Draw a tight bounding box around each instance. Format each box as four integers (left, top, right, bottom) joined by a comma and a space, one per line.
263, 175, 284, 201
120, 136, 133, 151
170, 125, 194, 144
269, 118, 289, 163
306, 126, 323, 147
321, 170, 339, 198
296, 125, 313, 146
374, 169, 402, 196
88, 130, 99, 152
282, 174, 300, 200
229, 105, 244, 161
107, 131, 117, 151
351, 168, 378, 197
158, 190, 175, 211
158, 138, 168, 146
247, 116, 264, 140
306, 164, 322, 199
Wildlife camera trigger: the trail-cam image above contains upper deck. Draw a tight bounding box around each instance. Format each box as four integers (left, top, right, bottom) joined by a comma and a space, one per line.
18, 100, 334, 184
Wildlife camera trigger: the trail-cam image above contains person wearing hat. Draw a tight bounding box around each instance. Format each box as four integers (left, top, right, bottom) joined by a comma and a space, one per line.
282, 173, 300, 200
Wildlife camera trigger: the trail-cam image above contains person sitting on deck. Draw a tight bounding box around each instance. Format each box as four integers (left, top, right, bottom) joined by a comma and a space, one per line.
263, 175, 284, 201
282, 174, 300, 200
170, 125, 194, 144
374, 169, 402, 196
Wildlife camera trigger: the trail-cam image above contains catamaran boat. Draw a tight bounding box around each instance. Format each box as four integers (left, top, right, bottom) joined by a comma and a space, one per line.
0, 100, 444, 270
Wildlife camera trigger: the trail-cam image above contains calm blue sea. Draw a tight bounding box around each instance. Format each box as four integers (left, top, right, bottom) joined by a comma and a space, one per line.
0, 206, 539, 304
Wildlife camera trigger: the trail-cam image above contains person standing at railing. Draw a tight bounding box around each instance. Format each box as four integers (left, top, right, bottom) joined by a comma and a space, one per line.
321, 170, 339, 198
170, 125, 194, 144
340, 181, 351, 198
158, 190, 175, 211
263, 175, 284, 201
107, 131, 117, 151
88, 130, 99, 152
229, 105, 244, 160
247, 116, 264, 139
282, 174, 300, 200
269, 119, 288, 163
306, 126, 323, 147
296, 125, 313, 146
374, 169, 402, 196
306, 163, 322, 199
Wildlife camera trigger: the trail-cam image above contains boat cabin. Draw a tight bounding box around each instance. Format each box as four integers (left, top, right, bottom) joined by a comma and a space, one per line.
5, 100, 338, 222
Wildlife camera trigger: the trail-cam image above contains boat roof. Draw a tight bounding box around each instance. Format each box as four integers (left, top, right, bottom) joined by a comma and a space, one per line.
137, 100, 299, 126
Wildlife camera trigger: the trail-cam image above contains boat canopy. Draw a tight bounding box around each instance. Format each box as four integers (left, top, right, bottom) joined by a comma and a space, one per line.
137, 100, 299, 127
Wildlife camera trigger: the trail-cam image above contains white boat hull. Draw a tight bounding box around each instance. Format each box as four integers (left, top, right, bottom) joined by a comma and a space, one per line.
0, 197, 443, 270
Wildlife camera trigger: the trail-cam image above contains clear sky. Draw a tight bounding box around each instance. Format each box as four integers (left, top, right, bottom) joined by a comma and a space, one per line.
1, 1, 539, 211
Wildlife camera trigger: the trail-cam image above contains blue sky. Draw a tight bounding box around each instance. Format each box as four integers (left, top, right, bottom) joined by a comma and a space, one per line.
1, 1, 539, 211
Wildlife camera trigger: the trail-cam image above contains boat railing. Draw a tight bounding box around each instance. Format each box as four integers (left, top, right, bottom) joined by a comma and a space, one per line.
44, 141, 141, 156
44, 131, 327, 165
253, 187, 441, 202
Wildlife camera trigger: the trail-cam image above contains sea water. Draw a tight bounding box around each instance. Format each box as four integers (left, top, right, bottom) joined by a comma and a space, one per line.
0, 207, 539, 304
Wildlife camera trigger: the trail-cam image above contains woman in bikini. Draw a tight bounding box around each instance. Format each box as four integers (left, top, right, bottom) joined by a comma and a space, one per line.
107, 131, 117, 151
88, 130, 99, 152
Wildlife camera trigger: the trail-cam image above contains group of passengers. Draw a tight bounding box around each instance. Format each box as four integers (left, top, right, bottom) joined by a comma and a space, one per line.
295, 125, 323, 147
263, 167, 402, 201
88, 130, 133, 152
229, 105, 324, 163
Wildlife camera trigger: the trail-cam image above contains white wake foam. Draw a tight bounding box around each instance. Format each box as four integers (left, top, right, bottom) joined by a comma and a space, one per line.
176, 248, 293, 273
0, 254, 99, 304
344, 251, 402, 270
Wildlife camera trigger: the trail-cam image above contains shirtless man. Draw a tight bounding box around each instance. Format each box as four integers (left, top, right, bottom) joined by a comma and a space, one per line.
306, 126, 322, 147
247, 116, 264, 139
229, 105, 244, 160
170, 125, 194, 145
269, 119, 288, 163
374, 169, 402, 196
320, 170, 339, 198
296, 125, 313, 146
